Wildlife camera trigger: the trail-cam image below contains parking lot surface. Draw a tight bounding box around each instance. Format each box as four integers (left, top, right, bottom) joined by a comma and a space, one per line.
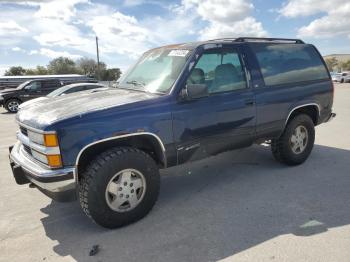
1, 83, 350, 262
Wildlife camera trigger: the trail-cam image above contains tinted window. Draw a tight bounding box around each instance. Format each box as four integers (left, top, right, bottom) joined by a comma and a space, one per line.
63, 86, 85, 94
42, 80, 60, 89
187, 49, 246, 94
252, 44, 329, 86
25, 81, 41, 91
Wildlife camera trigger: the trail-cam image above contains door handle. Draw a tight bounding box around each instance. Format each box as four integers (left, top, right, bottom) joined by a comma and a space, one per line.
245, 99, 255, 106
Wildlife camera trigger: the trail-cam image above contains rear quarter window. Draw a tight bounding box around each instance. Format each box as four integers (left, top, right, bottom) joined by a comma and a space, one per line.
251, 44, 329, 86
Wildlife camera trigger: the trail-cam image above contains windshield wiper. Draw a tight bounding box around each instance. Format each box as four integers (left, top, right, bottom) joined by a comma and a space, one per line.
126, 80, 146, 87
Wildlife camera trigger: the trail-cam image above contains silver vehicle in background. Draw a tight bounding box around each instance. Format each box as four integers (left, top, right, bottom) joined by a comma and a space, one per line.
332, 72, 350, 83
19, 82, 107, 109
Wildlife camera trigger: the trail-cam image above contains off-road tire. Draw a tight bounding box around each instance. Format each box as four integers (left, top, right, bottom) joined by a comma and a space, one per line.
5, 98, 21, 113
271, 114, 315, 166
79, 147, 160, 228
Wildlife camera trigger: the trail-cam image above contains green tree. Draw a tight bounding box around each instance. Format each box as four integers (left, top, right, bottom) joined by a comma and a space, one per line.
325, 57, 338, 72
24, 65, 49, 75
340, 60, 350, 71
35, 65, 49, 75
76, 57, 97, 76
47, 57, 80, 74
100, 68, 122, 81
4, 66, 26, 76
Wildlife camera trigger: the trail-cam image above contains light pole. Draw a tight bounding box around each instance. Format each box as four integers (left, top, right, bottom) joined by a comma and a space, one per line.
96, 36, 100, 80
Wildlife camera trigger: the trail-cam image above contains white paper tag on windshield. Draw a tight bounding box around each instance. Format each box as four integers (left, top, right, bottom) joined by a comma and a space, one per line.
168, 50, 189, 57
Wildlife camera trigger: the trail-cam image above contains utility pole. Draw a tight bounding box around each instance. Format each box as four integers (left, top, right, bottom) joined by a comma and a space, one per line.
96, 36, 100, 80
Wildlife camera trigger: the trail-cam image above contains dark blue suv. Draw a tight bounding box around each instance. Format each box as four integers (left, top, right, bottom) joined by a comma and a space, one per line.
9, 37, 336, 228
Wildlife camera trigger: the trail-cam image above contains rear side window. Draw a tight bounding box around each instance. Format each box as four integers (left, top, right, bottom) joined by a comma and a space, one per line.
64, 86, 85, 94
251, 44, 329, 86
42, 80, 60, 89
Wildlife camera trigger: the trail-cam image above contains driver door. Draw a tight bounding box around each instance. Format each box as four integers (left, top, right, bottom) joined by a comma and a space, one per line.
21, 81, 42, 101
172, 46, 256, 164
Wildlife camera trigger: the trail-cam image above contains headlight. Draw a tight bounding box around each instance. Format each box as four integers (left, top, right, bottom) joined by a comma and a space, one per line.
27, 130, 45, 145
24, 129, 62, 168
31, 149, 62, 168
27, 131, 59, 147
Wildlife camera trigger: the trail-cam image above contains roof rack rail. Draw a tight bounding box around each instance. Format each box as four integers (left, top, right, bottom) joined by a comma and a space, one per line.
234, 37, 305, 44
208, 38, 237, 42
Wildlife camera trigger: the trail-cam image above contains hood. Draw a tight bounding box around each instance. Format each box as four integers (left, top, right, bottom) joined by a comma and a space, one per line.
0, 88, 17, 95
19, 97, 48, 109
17, 88, 159, 128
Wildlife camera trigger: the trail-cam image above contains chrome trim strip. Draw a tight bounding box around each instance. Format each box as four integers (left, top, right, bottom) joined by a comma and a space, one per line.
75, 132, 167, 175
17, 131, 60, 155
17, 121, 56, 134
285, 103, 321, 126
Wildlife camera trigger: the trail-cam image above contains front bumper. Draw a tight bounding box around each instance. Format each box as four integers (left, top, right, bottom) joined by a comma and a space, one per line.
9, 141, 77, 202
325, 112, 336, 123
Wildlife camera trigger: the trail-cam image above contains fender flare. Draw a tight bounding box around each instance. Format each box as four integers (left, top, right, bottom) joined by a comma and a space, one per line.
75, 132, 167, 175
284, 103, 320, 126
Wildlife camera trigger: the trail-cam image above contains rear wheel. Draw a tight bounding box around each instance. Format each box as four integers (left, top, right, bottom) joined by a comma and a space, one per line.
271, 114, 315, 166
79, 147, 160, 228
5, 99, 21, 113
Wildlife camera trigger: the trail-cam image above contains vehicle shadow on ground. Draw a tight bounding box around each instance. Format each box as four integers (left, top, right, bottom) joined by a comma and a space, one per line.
40, 144, 350, 261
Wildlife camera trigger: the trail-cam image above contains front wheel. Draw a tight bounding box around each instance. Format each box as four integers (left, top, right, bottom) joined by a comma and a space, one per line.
5, 98, 21, 113
271, 114, 315, 166
79, 147, 160, 228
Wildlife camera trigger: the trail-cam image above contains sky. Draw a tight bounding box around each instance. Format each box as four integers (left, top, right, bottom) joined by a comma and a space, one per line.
0, 0, 349, 75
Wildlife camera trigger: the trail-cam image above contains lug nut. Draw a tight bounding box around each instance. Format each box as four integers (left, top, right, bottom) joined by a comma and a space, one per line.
131, 189, 134, 193
119, 187, 122, 191
130, 183, 133, 187
124, 182, 127, 186
120, 194, 123, 197
126, 195, 129, 198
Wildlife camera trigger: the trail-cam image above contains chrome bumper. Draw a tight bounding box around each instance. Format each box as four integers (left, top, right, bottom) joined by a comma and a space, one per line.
325, 112, 336, 123
9, 141, 77, 201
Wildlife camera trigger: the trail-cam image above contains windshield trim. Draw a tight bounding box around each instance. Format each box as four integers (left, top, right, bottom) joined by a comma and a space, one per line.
16, 80, 32, 90
118, 47, 194, 95
116, 84, 166, 95
167, 47, 197, 95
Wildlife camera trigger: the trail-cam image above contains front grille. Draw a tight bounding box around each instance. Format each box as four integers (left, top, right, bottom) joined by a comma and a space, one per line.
20, 126, 28, 136
23, 144, 32, 155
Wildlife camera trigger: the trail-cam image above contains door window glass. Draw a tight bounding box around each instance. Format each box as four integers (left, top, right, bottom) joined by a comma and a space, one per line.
42, 80, 59, 89
63, 86, 85, 94
187, 49, 247, 94
25, 81, 41, 91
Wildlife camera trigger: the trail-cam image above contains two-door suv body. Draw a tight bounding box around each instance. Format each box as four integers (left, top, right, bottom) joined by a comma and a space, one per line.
9, 37, 335, 228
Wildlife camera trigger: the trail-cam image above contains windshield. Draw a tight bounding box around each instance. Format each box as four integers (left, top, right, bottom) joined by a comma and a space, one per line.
118, 48, 191, 94
16, 80, 32, 90
47, 85, 72, 97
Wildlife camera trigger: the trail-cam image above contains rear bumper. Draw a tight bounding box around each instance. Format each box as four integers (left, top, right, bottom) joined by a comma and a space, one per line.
9, 141, 77, 202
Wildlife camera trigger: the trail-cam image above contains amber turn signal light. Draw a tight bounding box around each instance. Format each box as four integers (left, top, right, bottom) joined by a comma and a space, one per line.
44, 134, 58, 147
47, 154, 62, 168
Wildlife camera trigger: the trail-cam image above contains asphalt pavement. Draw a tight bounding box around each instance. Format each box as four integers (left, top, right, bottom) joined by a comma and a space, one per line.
0, 83, 349, 262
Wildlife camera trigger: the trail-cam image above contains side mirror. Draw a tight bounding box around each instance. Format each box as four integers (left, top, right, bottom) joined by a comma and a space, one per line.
182, 84, 208, 100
